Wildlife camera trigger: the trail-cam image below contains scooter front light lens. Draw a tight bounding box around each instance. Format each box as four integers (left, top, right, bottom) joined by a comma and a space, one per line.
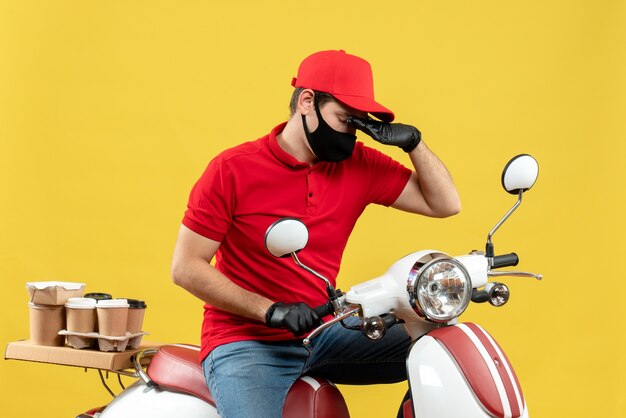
407, 254, 472, 323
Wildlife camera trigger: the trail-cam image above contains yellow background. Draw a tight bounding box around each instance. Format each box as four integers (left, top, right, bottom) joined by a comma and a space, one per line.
1, 1, 625, 417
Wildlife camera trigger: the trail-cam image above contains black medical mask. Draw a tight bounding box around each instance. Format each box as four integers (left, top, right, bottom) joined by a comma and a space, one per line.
302, 95, 357, 162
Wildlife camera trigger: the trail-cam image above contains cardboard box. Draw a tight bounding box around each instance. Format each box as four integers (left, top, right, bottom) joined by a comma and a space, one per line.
27, 282, 86, 305
4, 340, 162, 371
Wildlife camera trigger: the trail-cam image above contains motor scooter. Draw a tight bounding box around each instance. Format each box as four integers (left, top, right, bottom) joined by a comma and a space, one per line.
80, 154, 541, 418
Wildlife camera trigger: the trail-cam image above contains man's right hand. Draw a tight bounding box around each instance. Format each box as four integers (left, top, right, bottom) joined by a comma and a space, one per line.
348, 116, 421, 152
265, 302, 321, 337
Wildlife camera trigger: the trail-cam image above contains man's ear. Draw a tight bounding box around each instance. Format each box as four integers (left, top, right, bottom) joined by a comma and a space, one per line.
297, 89, 315, 116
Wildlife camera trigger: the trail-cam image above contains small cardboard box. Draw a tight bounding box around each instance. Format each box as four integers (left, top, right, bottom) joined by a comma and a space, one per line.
4, 340, 162, 371
26, 282, 86, 305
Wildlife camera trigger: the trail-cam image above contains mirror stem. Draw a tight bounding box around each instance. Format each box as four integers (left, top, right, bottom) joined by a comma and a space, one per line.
290, 252, 338, 300
486, 190, 523, 260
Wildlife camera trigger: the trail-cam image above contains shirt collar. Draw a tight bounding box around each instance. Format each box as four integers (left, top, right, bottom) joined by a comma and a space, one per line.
268, 122, 310, 169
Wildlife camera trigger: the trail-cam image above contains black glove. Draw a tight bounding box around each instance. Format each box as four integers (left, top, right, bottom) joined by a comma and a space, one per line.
348, 116, 421, 153
265, 302, 321, 337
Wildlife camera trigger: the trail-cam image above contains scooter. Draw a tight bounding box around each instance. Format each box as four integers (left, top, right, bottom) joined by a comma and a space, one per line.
81, 154, 541, 418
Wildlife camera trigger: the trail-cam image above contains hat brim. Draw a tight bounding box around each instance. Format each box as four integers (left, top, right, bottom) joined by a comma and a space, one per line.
333, 94, 395, 123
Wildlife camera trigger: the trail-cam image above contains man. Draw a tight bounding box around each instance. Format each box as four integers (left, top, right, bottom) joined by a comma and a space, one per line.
171, 49, 461, 417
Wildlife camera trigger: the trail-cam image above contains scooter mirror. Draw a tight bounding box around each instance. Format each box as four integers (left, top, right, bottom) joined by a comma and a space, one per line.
501, 154, 539, 195
264, 218, 309, 258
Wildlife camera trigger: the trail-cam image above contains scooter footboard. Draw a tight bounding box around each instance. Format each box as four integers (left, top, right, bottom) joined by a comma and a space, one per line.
407, 322, 527, 418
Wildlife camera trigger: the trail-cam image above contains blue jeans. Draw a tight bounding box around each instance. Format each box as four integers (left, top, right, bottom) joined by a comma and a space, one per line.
202, 317, 411, 418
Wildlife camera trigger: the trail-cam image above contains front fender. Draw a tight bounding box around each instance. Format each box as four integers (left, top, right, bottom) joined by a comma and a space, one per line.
407, 322, 526, 418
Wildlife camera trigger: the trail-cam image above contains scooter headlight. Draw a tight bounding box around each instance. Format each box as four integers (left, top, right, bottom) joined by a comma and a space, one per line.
407, 252, 472, 323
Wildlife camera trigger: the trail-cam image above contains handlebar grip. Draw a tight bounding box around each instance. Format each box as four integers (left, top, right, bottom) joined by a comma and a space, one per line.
313, 301, 334, 318
492, 253, 519, 268
471, 289, 489, 303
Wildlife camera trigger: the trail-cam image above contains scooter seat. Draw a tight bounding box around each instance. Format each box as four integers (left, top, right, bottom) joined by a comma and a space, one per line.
147, 344, 215, 405
146, 344, 350, 418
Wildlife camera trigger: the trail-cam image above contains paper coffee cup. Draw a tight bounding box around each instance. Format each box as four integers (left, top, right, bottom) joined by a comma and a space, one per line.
29, 303, 66, 346
96, 299, 129, 337
84, 293, 112, 331
125, 299, 147, 334
65, 298, 97, 333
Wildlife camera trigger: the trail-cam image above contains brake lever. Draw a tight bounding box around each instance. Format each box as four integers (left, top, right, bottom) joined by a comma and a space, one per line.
303, 305, 361, 346
488, 270, 543, 280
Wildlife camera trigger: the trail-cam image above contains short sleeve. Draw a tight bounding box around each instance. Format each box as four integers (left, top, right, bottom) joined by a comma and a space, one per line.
182, 157, 235, 242
359, 146, 412, 207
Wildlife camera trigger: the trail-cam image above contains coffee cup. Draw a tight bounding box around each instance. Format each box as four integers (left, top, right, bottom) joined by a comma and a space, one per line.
96, 299, 129, 337
65, 297, 97, 333
83, 293, 112, 331
125, 299, 147, 334
29, 303, 66, 346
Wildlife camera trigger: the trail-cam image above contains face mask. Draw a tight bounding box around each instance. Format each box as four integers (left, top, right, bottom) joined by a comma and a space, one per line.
302, 95, 357, 162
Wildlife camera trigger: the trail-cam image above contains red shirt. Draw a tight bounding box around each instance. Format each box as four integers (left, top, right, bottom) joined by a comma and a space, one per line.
183, 123, 412, 360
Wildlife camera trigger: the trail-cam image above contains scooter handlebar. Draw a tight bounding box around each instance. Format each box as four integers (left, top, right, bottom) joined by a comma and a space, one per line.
313, 301, 334, 318
304, 305, 362, 346
492, 253, 519, 268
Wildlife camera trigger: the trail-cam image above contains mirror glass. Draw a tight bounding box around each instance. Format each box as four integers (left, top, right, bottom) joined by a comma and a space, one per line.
264, 218, 309, 257
501, 154, 539, 194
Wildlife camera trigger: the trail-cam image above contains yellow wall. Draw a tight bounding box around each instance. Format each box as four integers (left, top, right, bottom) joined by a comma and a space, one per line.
1, 1, 625, 416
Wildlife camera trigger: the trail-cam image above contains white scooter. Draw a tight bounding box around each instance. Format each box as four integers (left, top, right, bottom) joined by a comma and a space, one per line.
81, 154, 541, 418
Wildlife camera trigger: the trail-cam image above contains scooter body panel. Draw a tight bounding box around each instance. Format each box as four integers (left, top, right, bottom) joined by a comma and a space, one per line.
407, 323, 527, 418
98, 380, 219, 418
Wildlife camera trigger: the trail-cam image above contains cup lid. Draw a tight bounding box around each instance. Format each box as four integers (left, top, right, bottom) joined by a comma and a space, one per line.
65, 297, 97, 309
96, 298, 129, 308
124, 298, 147, 309
83, 292, 112, 300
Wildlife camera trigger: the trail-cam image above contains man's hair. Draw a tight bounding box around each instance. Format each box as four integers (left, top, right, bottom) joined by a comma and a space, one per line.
289, 88, 334, 116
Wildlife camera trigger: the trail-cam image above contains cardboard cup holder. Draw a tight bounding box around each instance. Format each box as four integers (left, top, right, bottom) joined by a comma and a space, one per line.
59, 330, 148, 352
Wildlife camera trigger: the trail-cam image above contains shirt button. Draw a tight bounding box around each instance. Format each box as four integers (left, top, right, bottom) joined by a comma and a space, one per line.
309, 193, 313, 197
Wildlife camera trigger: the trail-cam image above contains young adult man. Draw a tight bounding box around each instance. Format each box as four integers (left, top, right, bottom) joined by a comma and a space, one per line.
171, 49, 461, 417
